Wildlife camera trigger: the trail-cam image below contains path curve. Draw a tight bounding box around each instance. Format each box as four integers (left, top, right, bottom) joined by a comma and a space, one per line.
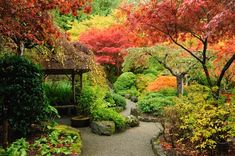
79, 99, 162, 156
57, 100, 161, 156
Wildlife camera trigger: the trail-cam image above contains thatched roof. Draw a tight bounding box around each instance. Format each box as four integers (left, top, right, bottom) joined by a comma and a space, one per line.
41, 39, 91, 75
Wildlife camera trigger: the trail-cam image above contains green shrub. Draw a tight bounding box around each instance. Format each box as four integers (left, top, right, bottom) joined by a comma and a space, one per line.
0, 54, 56, 136
118, 86, 140, 97
112, 93, 126, 108
91, 107, 126, 129
142, 68, 158, 76
76, 86, 96, 116
44, 81, 72, 106
76, 84, 109, 115
137, 92, 174, 115
157, 88, 177, 96
104, 92, 116, 107
136, 74, 155, 93
113, 72, 136, 95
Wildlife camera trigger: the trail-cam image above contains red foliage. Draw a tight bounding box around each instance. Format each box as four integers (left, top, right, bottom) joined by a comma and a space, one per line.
126, 0, 235, 92
0, 0, 91, 52
147, 76, 176, 92
79, 25, 135, 71
126, 0, 235, 44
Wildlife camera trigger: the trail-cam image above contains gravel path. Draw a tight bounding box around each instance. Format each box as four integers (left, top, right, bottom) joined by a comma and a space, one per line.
57, 100, 162, 156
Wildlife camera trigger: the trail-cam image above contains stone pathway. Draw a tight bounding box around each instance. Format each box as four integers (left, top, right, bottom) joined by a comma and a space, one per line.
57, 100, 162, 156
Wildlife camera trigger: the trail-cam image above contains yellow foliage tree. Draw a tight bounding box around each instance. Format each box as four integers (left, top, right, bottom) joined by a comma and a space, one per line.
68, 10, 125, 41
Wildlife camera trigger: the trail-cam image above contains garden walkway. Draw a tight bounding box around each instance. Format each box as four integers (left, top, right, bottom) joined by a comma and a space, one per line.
58, 100, 162, 156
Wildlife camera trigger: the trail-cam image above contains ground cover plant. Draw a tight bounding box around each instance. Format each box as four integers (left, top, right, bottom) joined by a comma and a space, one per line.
0, 125, 82, 156
137, 88, 176, 116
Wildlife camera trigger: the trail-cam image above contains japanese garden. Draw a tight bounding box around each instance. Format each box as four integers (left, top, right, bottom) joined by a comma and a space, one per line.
0, 0, 234, 156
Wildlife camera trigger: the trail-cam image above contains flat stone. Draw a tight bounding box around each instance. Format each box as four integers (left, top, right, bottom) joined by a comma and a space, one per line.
90, 121, 115, 136
138, 115, 159, 122
126, 115, 139, 127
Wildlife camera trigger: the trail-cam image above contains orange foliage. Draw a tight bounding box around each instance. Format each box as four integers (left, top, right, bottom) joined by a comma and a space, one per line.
147, 76, 176, 92
212, 38, 235, 82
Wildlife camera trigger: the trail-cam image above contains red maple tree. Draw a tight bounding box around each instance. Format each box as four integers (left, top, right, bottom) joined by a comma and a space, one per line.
0, 0, 91, 55
126, 0, 235, 98
79, 24, 135, 75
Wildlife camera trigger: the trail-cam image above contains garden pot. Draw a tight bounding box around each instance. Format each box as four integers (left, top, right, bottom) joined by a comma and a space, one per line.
71, 115, 90, 128
216, 141, 229, 155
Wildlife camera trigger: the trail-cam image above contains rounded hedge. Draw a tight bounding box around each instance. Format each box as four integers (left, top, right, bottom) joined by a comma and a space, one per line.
0, 55, 53, 136
137, 92, 174, 115
112, 93, 126, 108
91, 107, 126, 130
113, 72, 138, 96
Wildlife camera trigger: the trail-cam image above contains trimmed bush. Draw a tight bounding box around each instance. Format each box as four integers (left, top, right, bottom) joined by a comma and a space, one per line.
0, 54, 56, 136
91, 107, 126, 130
137, 92, 174, 115
113, 72, 137, 96
112, 93, 126, 108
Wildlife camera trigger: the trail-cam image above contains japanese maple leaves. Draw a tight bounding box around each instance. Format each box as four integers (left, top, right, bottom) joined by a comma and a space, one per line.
0, 0, 91, 49
79, 25, 134, 69
127, 0, 235, 43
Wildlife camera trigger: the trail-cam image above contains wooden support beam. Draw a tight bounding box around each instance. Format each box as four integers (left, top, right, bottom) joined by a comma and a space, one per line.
71, 73, 76, 105
79, 74, 83, 91
2, 120, 8, 149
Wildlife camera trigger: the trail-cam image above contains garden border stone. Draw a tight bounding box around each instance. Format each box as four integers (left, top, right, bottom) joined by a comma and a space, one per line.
90, 121, 115, 136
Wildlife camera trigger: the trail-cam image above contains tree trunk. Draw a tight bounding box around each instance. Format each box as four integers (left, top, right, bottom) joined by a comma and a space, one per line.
202, 64, 212, 87
215, 54, 235, 99
176, 75, 184, 96
17, 41, 24, 56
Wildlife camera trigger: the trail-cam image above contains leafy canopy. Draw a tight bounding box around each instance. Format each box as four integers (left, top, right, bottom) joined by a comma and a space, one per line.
0, 0, 91, 50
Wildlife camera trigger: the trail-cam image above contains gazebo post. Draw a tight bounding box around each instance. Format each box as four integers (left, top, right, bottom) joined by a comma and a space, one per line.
71, 72, 76, 105
79, 73, 83, 91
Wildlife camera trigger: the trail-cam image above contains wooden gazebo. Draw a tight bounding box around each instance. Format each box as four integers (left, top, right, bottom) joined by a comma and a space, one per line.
40, 40, 91, 110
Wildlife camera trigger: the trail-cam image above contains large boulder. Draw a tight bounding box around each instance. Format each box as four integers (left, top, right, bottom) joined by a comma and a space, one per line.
131, 96, 138, 102
126, 115, 139, 127
130, 108, 140, 117
90, 121, 115, 136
